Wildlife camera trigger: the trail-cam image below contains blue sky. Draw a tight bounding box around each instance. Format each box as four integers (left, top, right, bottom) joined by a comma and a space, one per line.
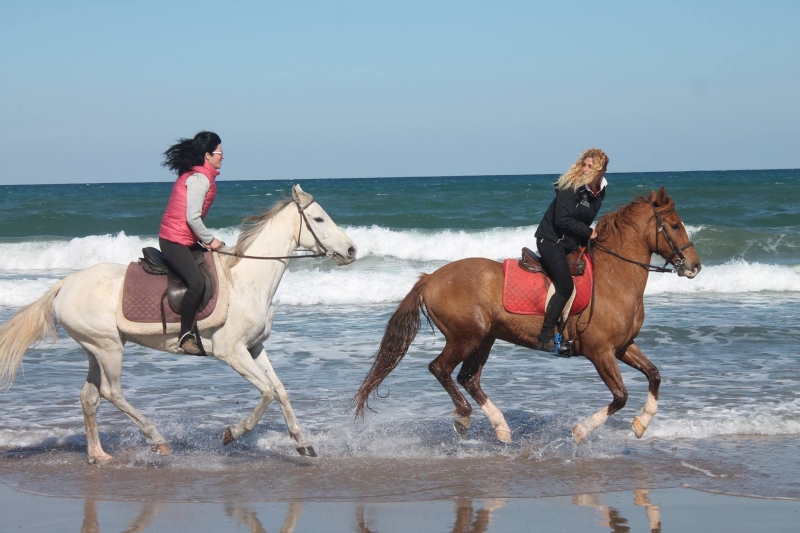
1, 0, 798, 184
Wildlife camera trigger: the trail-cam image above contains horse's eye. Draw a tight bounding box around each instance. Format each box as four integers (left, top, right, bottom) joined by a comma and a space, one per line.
671, 224, 680, 230
314, 217, 324, 223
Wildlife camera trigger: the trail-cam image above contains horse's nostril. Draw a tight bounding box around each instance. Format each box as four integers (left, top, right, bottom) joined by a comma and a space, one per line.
348, 246, 356, 258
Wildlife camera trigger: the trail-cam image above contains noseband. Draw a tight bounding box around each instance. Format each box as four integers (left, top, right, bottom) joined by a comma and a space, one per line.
591, 202, 695, 274
652, 203, 695, 272
212, 199, 329, 261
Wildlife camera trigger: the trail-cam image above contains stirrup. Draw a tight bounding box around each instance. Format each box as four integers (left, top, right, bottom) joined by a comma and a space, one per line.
179, 332, 203, 356
553, 332, 575, 358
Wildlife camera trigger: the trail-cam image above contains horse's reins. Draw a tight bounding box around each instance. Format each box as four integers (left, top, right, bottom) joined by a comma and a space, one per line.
576, 202, 696, 333
210, 199, 329, 261
590, 202, 696, 274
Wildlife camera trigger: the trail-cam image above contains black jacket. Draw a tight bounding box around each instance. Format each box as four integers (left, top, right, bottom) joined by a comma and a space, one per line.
535, 185, 606, 253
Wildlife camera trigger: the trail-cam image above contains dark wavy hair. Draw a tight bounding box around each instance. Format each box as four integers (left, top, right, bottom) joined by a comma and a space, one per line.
161, 131, 222, 175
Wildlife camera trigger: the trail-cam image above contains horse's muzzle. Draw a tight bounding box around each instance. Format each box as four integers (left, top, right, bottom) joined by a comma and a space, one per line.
677, 261, 701, 278
329, 245, 358, 266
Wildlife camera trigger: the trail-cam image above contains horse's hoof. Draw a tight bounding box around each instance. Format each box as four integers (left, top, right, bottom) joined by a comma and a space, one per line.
151, 443, 170, 456
495, 428, 512, 444
572, 424, 588, 445
296, 446, 317, 457
88, 453, 114, 465
632, 417, 647, 439
453, 417, 470, 438
223, 428, 235, 446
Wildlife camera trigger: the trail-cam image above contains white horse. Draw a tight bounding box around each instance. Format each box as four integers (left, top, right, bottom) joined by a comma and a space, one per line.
0, 185, 356, 464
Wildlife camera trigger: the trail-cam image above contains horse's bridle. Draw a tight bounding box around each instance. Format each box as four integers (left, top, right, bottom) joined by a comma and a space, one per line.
212, 199, 330, 261
591, 202, 696, 274
576, 202, 697, 334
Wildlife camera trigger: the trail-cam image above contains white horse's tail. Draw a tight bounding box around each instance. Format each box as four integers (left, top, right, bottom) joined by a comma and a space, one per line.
0, 279, 65, 388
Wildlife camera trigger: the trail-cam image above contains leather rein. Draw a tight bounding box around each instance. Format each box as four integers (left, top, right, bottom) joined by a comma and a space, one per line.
211, 199, 329, 261
589, 202, 696, 274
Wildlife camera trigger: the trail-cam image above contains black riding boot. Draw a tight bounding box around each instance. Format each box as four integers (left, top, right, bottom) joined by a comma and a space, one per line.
179, 290, 203, 356
536, 294, 568, 353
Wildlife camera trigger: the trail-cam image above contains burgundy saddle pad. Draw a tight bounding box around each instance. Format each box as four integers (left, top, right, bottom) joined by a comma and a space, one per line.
122, 252, 219, 323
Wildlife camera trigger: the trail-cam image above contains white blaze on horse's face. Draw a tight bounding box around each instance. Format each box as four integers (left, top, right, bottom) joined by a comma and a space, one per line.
292, 184, 357, 266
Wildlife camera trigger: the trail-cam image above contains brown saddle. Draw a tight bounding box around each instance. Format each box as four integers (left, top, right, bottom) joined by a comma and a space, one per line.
122, 247, 218, 333
519, 246, 587, 277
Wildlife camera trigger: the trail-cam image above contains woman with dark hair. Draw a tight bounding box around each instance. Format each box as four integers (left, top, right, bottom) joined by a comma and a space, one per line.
159, 131, 224, 355
534, 148, 609, 354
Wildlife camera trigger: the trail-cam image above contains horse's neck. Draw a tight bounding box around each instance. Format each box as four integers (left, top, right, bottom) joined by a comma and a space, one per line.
594, 224, 654, 294
230, 206, 299, 303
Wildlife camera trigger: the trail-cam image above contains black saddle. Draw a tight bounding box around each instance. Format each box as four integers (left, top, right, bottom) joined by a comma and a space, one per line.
139, 247, 216, 314
519, 247, 587, 277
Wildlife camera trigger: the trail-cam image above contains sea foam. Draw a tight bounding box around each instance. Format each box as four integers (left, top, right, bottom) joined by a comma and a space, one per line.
1, 226, 797, 309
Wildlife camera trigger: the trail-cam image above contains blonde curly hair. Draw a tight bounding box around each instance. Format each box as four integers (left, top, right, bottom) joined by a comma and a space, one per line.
555, 148, 609, 191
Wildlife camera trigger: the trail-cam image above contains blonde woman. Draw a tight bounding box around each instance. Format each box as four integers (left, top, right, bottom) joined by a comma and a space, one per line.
533, 148, 609, 353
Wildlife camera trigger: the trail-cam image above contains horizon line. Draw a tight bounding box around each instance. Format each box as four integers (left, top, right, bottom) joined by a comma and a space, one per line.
2, 167, 798, 187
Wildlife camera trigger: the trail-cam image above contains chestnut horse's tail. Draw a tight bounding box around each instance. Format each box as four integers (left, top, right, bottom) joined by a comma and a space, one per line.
352, 274, 428, 418
0, 279, 64, 389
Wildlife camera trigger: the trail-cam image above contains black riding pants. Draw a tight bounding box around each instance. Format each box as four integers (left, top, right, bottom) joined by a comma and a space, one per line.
536, 237, 574, 332
159, 238, 204, 336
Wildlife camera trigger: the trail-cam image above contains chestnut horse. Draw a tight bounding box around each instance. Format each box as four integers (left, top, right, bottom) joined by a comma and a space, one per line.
354, 187, 701, 444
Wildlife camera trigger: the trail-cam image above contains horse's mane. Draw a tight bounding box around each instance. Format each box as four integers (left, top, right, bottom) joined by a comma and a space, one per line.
595, 192, 675, 245
224, 198, 294, 270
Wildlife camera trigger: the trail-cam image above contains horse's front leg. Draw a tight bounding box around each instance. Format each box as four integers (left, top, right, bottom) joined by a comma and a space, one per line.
573, 351, 628, 444
220, 344, 277, 447
617, 343, 661, 438
250, 344, 316, 457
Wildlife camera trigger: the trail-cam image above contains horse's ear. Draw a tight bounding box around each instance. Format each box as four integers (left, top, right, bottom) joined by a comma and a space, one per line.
292, 184, 313, 205
650, 186, 669, 207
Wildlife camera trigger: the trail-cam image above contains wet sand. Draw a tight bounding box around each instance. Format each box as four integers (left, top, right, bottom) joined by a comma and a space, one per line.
3, 440, 800, 532
2, 482, 800, 533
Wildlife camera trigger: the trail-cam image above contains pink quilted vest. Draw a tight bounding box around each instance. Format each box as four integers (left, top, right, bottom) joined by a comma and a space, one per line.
159, 162, 219, 245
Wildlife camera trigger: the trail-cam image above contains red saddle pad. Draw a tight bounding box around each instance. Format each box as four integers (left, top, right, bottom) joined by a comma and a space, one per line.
502, 256, 594, 315
122, 252, 219, 323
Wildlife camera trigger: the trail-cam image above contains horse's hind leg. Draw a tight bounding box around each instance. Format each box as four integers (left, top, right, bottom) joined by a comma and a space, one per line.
251, 344, 315, 456
429, 338, 491, 440
80, 352, 113, 464
617, 343, 661, 438
456, 337, 512, 443
79, 339, 169, 457
429, 340, 472, 436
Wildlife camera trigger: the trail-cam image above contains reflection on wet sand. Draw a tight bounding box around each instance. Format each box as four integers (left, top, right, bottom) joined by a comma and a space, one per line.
451, 498, 507, 533
81, 499, 161, 533
573, 489, 662, 533
356, 498, 507, 533
225, 501, 303, 533
75, 489, 667, 532
79, 499, 302, 533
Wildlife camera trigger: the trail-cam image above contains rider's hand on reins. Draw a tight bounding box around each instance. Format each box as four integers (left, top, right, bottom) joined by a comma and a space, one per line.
207, 238, 224, 251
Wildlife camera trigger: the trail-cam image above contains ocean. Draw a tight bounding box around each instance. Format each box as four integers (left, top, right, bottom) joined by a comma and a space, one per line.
1, 170, 799, 506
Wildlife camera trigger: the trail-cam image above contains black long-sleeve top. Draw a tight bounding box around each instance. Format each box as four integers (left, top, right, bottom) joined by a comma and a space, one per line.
534, 184, 606, 253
